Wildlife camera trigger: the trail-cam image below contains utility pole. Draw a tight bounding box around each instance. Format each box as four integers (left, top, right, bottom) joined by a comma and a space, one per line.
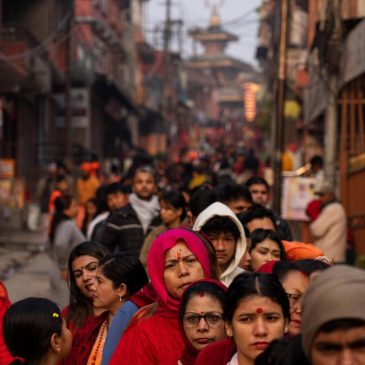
163, 0, 172, 114
153, 24, 160, 49
64, 0, 74, 161
323, 0, 342, 186
176, 19, 184, 56
272, 0, 289, 214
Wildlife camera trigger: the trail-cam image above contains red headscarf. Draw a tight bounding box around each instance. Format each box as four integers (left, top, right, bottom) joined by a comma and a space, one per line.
256, 260, 279, 274
147, 228, 211, 312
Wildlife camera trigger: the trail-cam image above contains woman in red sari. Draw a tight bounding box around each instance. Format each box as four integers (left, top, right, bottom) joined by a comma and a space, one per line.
109, 228, 211, 365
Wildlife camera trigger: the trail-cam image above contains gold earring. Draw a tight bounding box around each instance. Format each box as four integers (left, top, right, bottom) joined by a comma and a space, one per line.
119, 295, 122, 302
226, 329, 233, 337
284, 326, 288, 333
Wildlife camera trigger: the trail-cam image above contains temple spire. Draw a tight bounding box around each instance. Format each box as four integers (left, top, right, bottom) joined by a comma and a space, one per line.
209, 6, 220, 28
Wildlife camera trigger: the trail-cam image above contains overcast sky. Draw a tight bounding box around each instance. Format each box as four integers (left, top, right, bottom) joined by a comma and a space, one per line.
144, 0, 262, 67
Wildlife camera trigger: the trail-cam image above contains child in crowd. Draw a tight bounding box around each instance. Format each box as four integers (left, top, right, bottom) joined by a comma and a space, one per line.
3, 297, 72, 365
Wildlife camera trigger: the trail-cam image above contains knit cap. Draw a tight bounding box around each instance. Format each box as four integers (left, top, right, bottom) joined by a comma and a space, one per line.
301, 265, 365, 358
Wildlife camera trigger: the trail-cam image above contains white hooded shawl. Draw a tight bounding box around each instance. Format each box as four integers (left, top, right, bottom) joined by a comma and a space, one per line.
193, 202, 247, 286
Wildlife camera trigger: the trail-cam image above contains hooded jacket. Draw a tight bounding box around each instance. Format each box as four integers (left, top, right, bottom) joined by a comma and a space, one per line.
193, 202, 247, 286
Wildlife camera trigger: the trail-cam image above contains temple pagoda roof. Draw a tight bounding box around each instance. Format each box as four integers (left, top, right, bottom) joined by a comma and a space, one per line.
189, 7, 238, 44
189, 28, 238, 43
186, 54, 256, 73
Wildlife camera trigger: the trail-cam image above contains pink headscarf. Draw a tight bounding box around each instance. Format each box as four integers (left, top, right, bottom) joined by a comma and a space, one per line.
147, 228, 211, 312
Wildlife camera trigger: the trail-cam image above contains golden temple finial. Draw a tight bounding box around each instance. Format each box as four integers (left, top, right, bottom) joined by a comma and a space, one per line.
209, 5, 220, 27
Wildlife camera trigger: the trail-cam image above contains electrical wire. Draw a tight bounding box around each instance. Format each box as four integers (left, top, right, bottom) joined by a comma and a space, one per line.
0, 11, 72, 62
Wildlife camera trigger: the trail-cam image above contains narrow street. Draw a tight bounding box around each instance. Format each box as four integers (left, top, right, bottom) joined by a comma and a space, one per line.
0, 229, 67, 306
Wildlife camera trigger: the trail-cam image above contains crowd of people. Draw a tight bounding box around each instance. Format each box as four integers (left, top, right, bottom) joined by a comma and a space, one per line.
0, 148, 362, 365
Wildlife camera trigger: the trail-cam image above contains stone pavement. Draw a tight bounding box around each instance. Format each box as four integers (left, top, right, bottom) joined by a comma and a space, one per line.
0, 228, 68, 306
0, 228, 47, 280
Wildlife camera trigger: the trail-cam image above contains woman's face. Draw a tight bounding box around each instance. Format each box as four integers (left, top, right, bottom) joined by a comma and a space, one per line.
280, 271, 309, 336
250, 239, 282, 271
92, 267, 124, 314
226, 295, 287, 365
160, 200, 182, 227
164, 242, 205, 299
71, 255, 99, 298
182, 293, 226, 351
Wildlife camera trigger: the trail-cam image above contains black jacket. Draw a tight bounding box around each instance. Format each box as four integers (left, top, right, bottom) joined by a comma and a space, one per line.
100, 204, 161, 256
274, 213, 293, 241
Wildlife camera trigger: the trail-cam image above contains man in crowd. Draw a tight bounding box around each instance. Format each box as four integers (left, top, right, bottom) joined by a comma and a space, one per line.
88, 182, 129, 241
238, 205, 323, 268
302, 265, 365, 365
309, 180, 347, 263
238, 205, 277, 234
193, 201, 246, 286
101, 166, 160, 256
76, 162, 101, 206
246, 176, 293, 240
215, 182, 254, 214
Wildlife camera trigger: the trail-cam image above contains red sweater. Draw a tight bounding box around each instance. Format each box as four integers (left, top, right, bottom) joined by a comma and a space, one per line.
194, 338, 236, 365
109, 311, 185, 365
0, 282, 14, 364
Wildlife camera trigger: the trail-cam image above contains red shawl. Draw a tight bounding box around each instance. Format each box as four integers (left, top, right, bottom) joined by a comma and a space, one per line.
60, 311, 108, 365
109, 228, 211, 365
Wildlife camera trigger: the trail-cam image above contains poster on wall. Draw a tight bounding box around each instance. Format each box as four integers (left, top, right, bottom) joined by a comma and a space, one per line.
0, 178, 25, 209
281, 176, 317, 221
54, 88, 90, 128
0, 159, 15, 179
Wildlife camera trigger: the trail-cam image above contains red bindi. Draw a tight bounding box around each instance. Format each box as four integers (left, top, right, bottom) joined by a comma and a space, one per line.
176, 249, 182, 260
256, 308, 263, 314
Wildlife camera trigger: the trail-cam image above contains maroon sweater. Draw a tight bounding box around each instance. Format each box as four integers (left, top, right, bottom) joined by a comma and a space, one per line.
194, 338, 236, 365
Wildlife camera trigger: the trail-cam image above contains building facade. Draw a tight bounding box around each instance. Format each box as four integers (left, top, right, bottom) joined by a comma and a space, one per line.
0, 0, 155, 191
257, 0, 365, 255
